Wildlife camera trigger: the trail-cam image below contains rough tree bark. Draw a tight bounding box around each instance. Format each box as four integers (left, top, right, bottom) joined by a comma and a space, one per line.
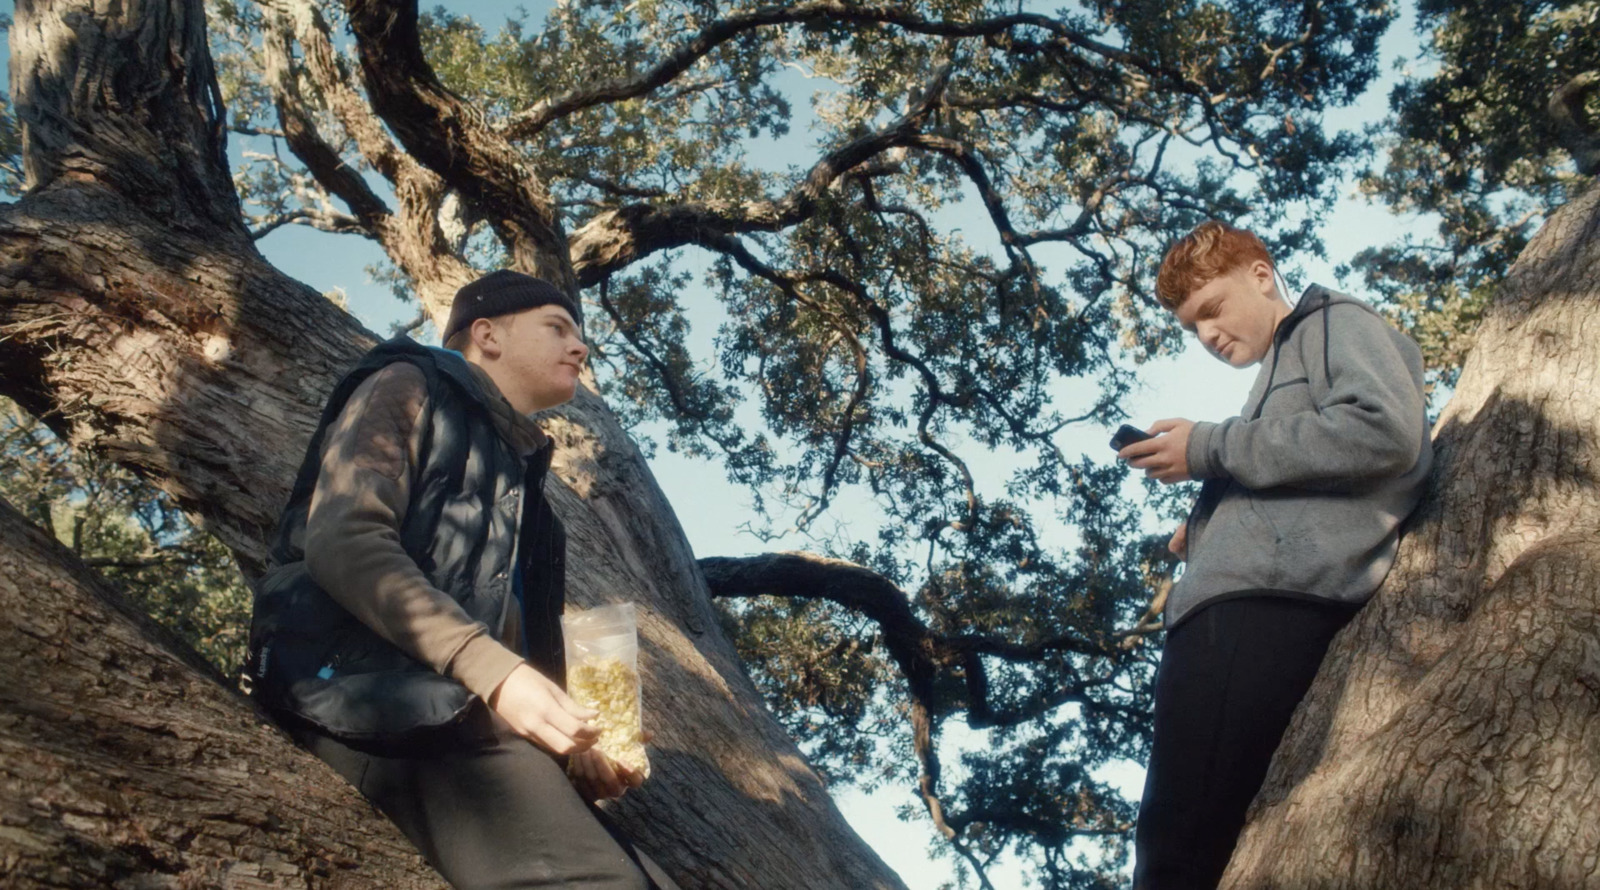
0, 1, 906, 887
0, 497, 446, 889
1223, 182, 1600, 886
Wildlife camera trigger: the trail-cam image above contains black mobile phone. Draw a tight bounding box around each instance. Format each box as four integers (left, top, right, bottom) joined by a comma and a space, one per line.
1109, 424, 1153, 452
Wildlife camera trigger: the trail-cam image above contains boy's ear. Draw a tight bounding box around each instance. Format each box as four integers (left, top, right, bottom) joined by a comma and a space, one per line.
1249, 259, 1277, 297
470, 316, 503, 359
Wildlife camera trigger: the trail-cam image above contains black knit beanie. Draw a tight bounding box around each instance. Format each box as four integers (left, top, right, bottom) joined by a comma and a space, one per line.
442, 270, 583, 345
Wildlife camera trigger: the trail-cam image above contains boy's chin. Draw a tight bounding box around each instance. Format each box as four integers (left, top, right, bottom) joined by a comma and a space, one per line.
525, 384, 579, 414
1211, 349, 1261, 368
1227, 339, 1271, 367
1227, 353, 1262, 368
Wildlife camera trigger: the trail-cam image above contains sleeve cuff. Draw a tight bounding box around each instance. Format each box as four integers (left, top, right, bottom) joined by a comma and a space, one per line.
1187, 420, 1223, 479
449, 635, 529, 702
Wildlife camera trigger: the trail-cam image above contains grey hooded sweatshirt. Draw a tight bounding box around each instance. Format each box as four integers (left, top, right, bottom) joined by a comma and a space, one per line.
1170, 285, 1433, 627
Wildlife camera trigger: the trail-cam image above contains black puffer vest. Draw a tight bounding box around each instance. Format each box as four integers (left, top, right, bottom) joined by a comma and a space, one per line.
248, 338, 566, 742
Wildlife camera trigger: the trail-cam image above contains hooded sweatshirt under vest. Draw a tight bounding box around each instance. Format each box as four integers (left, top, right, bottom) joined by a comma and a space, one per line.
1170, 286, 1434, 626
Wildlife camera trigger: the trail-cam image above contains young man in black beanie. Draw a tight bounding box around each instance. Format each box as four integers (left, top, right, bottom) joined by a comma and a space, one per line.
249, 269, 677, 889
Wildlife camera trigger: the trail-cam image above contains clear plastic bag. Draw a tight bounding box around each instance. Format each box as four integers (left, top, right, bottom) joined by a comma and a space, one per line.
561, 603, 650, 777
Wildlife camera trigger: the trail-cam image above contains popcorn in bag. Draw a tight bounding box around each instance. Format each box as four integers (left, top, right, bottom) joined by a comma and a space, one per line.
561, 603, 650, 777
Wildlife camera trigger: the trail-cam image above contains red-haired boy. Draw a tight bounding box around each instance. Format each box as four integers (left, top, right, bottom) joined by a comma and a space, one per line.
1117, 221, 1433, 888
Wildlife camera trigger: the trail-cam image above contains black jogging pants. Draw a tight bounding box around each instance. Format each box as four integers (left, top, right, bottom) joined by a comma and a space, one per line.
1131, 595, 1358, 890
294, 714, 679, 890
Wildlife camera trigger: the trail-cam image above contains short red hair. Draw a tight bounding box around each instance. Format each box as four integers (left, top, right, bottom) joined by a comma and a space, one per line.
1155, 221, 1273, 310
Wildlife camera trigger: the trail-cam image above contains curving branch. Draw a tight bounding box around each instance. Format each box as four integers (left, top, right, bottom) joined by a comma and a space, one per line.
353, 0, 1302, 302
686, 234, 877, 531
261, 0, 414, 182
260, 14, 391, 231
502, 2, 1154, 141
562, 170, 670, 200
904, 134, 1028, 257
798, 329, 871, 530
698, 551, 956, 846
567, 61, 952, 287
946, 806, 1128, 844
261, 0, 479, 319
1256, 0, 1322, 86
814, 269, 982, 528
945, 628, 1103, 662
700, 551, 1134, 860
699, 223, 1102, 537
229, 124, 287, 138
248, 206, 366, 239
591, 277, 752, 464
343, 0, 575, 289
504, 1, 851, 141
558, 0, 1256, 289
693, 230, 985, 531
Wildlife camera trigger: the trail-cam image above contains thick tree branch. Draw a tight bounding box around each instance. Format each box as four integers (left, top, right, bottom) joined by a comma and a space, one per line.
248, 206, 366, 239
13, 0, 244, 237
230, 124, 287, 138
261, 0, 412, 184
701, 552, 939, 678
502, 3, 1147, 140
0, 496, 446, 887
700, 551, 956, 845
262, 0, 477, 319
347, 0, 1297, 302
261, 20, 392, 230
343, 0, 575, 289
567, 63, 951, 287
701, 551, 1130, 853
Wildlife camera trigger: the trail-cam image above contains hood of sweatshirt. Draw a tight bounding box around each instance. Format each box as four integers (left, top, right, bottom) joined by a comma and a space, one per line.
1169, 285, 1433, 626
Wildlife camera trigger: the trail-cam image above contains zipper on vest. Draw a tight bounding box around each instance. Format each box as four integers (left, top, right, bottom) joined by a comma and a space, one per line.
496, 482, 524, 647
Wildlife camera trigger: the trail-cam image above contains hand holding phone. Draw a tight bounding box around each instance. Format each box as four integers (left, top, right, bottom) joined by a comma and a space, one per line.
1109, 424, 1153, 452
1115, 418, 1196, 484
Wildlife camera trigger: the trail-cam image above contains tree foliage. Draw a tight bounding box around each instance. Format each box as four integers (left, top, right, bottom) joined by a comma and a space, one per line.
1351, 0, 1600, 390
0, 399, 252, 675
4, 0, 1397, 885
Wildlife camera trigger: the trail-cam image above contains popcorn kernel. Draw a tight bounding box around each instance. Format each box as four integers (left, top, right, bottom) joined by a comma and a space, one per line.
567, 657, 650, 777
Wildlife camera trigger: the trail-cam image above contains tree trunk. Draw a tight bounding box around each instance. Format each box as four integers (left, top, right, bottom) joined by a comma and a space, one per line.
0, 496, 447, 889
1224, 182, 1600, 887
0, 1, 906, 887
